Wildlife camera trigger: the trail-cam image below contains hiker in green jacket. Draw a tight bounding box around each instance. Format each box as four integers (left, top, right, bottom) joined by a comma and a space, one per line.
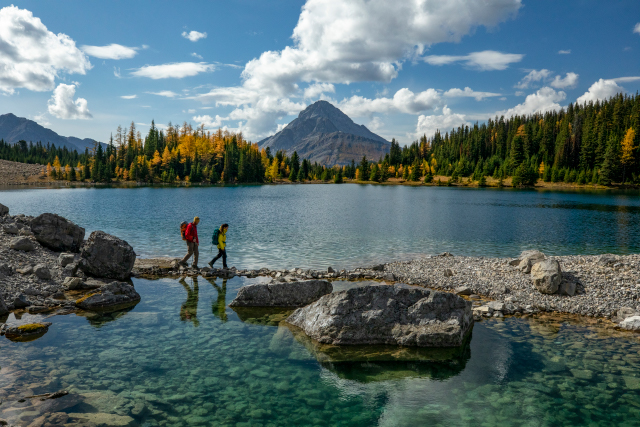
208, 224, 228, 269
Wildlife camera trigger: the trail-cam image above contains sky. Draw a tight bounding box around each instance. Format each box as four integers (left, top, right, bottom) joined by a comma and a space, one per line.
1, 0, 639, 145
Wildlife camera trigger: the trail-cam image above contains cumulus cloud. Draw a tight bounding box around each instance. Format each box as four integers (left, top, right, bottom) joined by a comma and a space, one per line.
81, 44, 138, 60
550, 72, 578, 89
367, 116, 384, 132
514, 69, 552, 89
415, 106, 469, 139
47, 83, 92, 119
634, 23, 640, 35
444, 87, 501, 101
497, 87, 566, 117
193, 114, 227, 128
558, 49, 571, 54
182, 31, 207, 42
131, 62, 215, 79
303, 82, 335, 99
147, 90, 179, 97
339, 88, 441, 117
577, 79, 624, 104
423, 50, 524, 70
120, 94, 137, 99
0, 5, 91, 94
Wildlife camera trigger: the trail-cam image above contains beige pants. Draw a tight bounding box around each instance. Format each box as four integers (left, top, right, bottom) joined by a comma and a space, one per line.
181, 241, 199, 266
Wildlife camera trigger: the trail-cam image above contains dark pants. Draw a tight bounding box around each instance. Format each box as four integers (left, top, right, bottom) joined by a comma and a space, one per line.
210, 248, 227, 268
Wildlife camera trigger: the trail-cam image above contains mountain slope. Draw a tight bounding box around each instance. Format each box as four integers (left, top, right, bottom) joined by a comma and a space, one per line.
0, 113, 101, 152
259, 101, 390, 165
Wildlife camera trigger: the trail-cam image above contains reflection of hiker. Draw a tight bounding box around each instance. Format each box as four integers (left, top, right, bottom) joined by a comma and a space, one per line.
206, 277, 228, 322
179, 277, 199, 326
180, 217, 200, 269
208, 224, 228, 269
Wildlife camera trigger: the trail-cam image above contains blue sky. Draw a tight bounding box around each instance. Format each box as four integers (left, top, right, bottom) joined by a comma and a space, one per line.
1, 0, 639, 145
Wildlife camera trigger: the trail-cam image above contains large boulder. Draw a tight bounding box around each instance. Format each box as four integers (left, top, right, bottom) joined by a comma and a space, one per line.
230, 280, 332, 307
80, 231, 136, 280
531, 259, 562, 294
0, 203, 8, 216
0, 297, 8, 316
518, 250, 546, 274
618, 316, 640, 332
287, 283, 473, 347
31, 213, 85, 252
75, 281, 140, 311
9, 237, 36, 252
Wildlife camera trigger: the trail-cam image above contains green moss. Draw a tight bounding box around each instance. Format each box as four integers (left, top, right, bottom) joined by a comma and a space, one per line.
76, 292, 100, 305
16, 323, 47, 333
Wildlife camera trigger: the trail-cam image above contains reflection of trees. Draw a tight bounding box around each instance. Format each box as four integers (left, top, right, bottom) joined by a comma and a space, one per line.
206, 278, 227, 322
179, 277, 199, 327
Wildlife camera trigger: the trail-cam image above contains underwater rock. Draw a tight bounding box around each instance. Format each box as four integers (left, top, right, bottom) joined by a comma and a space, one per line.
531, 259, 562, 294
287, 283, 473, 347
68, 412, 134, 427
75, 281, 140, 311
30, 212, 85, 252
80, 231, 136, 280
229, 280, 332, 307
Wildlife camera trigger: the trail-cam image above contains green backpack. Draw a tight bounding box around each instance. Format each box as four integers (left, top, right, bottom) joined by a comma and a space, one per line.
211, 228, 220, 247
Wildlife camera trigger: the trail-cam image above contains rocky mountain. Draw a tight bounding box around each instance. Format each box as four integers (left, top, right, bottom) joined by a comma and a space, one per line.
259, 100, 390, 165
0, 113, 101, 152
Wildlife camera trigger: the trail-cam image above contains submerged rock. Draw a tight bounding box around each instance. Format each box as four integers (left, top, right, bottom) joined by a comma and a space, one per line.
531, 259, 562, 294
80, 231, 136, 280
30, 213, 85, 252
75, 281, 141, 311
229, 280, 332, 307
287, 283, 473, 347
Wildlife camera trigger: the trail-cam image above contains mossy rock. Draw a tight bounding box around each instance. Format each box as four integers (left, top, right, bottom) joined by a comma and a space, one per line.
4, 322, 52, 342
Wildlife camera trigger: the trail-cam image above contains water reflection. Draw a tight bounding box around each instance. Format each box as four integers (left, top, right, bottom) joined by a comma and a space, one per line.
179, 277, 199, 326
205, 277, 228, 322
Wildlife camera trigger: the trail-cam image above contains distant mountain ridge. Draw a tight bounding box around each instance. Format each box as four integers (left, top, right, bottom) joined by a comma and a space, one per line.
259, 100, 390, 165
0, 113, 102, 152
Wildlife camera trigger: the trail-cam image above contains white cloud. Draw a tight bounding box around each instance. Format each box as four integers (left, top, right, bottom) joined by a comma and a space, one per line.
550, 72, 578, 89
367, 116, 384, 132
0, 5, 91, 94
33, 112, 50, 126
634, 23, 640, 35
339, 88, 441, 117
444, 87, 501, 101
303, 82, 335, 99
193, 114, 227, 128
113, 67, 121, 78
131, 62, 215, 79
120, 94, 137, 99
47, 83, 92, 119
182, 31, 207, 42
415, 106, 469, 139
577, 79, 624, 104
423, 50, 524, 71
147, 90, 179, 98
515, 69, 552, 89
191, 52, 203, 59
558, 49, 571, 54
613, 76, 640, 83
497, 87, 566, 117
81, 44, 138, 60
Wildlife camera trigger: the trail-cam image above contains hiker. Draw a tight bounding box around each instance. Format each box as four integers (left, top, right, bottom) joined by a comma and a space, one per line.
208, 223, 228, 269
180, 216, 200, 269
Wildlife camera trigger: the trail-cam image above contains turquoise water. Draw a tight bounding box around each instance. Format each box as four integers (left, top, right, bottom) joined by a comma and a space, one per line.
1, 185, 640, 269
1, 277, 640, 426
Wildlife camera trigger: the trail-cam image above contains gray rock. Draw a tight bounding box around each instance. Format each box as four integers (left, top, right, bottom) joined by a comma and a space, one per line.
455, 286, 472, 295
75, 281, 141, 311
10, 237, 36, 252
618, 316, 640, 331
613, 307, 639, 323
63, 277, 85, 290
597, 254, 619, 266
518, 250, 546, 274
558, 280, 576, 296
486, 301, 505, 311
2, 223, 18, 234
371, 264, 385, 271
33, 264, 51, 280
80, 231, 136, 280
531, 259, 562, 294
13, 294, 30, 308
16, 265, 34, 275
327, 266, 335, 273
230, 280, 332, 307
18, 227, 33, 236
0, 297, 8, 316
383, 272, 396, 281
443, 268, 454, 277
3, 322, 52, 339
58, 253, 75, 267
439, 252, 454, 257
286, 283, 473, 347
0, 203, 8, 216
30, 213, 85, 252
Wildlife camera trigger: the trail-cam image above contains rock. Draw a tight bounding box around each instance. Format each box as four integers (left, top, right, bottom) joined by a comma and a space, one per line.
63, 277, 85, 290
68, 412, 134, 427
17, 265, 34, 275
518, 250, 546, 273
508, 258, 521, 266
4, 322, 52, 340
33, 264, 52, 280
613, 307, 639, 323
486, 301, 505, 311
18, 227, 33, 236
13, 293, 30, 308
0, 297, 8, 316
371, 264, 385, 271
597, 254, 619, 266
618, 316, 640, 331
327, 266, 335, 273
383, 272, 396, 281
443, 268, 454, 277
80, 231, 136, 280
439, 252, 454, 257
10, 236, 36, 251
2, 223, 18, 234
531, 259, 562, 294
30, 213, 85, 252
230, 280, 332, 307
0, 203, 8, 216
558, 280, 576, 296
58, 253, 75, 267
286, 283, 473, 347
455, 286, 472, 295
75, 281, 141, 311
27, 305, 50, 314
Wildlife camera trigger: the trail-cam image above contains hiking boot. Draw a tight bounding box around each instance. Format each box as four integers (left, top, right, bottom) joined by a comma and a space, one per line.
192, 265, 200, 270
178, 260, 187, 267
208, 261, 214, 268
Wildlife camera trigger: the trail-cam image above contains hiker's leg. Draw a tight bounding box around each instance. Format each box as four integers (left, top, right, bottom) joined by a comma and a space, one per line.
193, 244, 199, 266
181, 242, 194, 263
222, 249, 227, 268
211, 248, 223, 265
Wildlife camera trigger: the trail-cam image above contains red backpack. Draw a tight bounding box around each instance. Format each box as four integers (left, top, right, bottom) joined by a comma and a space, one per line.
180, 221, 188, 240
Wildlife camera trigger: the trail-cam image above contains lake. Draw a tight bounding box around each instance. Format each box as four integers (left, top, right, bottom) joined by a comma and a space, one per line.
1, 184, 640, 426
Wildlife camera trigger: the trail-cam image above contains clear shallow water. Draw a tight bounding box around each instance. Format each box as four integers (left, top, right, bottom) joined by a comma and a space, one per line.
1, 277, 640, 426
1, 185, 640, 270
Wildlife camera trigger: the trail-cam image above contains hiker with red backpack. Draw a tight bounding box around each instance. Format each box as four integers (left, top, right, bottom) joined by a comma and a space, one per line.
208, 223, 228, 269
180, 217, 200, 269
